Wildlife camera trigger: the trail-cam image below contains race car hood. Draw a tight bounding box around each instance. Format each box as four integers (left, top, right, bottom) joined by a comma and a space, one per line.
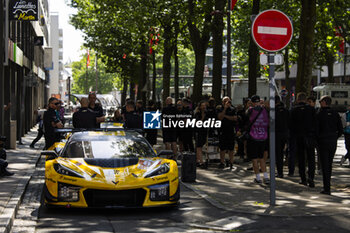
54, 157, 168, 186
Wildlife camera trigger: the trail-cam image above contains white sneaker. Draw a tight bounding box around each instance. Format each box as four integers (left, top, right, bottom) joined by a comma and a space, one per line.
340, 156, 346, 166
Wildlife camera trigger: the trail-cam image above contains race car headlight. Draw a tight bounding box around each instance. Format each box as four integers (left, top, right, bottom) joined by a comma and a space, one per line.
54, 163, 84, 178
144, 163, 170, 178
148, 182, 169, 201
58, 182, 80, 202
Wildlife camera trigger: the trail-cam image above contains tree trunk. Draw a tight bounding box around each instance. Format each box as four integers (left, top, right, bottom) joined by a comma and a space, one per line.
192, 49, 207, 104
326, 49, 335, 83
162, 25, 173, 103
174, 23, 179, 101
121, 77, 128, 106
296, 0, 316, 94
139, 42, 147, 104
187, 0, 212, 104
129, 81, 135, 100
284, 48, 291, 109
212, 0, 225, 103
152, 52, 157, 102
174, 44, 179, 101
248, 0, 260, 98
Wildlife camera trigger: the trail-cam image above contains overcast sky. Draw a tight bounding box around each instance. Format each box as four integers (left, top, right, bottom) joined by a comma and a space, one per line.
49, 0, 84, 63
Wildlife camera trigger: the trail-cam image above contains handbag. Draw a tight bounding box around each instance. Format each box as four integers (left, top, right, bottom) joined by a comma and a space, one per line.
238, 108, 264, 140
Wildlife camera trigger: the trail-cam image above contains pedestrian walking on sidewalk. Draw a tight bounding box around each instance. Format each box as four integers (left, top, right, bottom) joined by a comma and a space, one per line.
43, 97, 64, 149
246, 95, 270, 184
341, 106, 350, 166
290, 92, 317, 187
30, 105, 47, 149
316, 96, 343, 195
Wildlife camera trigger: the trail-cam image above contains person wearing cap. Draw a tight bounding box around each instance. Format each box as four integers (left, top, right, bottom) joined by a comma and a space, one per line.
316, 95, 343, 195
290, 92, 317, 187
246, 95, 270, 184
217, 96, 237, 169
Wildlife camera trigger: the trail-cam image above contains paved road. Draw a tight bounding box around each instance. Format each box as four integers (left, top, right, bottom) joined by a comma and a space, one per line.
11, 156, 350, 233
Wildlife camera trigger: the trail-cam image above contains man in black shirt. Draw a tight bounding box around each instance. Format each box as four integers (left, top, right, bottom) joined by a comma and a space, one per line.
124, 100, 143, 129
217, 97, 237, 169
73, 98, 98, 128
182, 98, 194, 152
162, 97, 178, 156
88, 92, 105, 127
290, 92, 317, 187
43, 97, 63, 149
316, 96, 343, 195
275, 96, 289, 178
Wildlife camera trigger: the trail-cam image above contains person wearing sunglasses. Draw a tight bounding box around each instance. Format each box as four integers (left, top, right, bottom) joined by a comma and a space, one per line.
43, 97, 64, 149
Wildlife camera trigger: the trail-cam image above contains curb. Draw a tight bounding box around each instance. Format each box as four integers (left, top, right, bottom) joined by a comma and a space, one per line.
0, 150, 42, 233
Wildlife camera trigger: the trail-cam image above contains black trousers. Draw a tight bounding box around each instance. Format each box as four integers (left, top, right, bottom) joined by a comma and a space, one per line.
31, 128, 44, 146
276, 133, 288, 176
182, 131, 194, 152
319, 139, 337, 192
296, 136, 315, 182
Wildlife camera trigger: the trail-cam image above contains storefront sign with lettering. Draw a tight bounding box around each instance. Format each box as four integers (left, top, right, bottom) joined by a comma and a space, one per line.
9, 0, 38, 21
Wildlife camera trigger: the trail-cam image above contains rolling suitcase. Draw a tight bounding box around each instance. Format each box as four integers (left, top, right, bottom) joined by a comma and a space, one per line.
181, 152, 196, 182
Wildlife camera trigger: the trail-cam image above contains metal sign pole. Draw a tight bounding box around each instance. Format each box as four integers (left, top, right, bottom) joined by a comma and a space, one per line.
268, 54, 276, 206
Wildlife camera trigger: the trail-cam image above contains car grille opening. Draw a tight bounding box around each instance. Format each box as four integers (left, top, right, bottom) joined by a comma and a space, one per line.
83, 188, 146, 207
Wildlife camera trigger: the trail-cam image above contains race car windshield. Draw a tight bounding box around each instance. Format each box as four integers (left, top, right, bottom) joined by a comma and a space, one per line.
62, 138, 156, 158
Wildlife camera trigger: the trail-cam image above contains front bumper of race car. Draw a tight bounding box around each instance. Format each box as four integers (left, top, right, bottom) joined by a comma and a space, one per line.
44, 177, 180, 208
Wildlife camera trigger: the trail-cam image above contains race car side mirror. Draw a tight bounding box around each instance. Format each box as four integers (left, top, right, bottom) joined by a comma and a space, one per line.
41, 150, 58, 158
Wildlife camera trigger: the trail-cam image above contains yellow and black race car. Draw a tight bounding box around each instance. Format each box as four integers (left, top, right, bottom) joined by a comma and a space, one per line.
42, 129, 179, 208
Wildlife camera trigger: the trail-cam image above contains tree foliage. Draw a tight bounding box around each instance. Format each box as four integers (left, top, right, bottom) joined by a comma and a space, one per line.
71, 51, 118, 94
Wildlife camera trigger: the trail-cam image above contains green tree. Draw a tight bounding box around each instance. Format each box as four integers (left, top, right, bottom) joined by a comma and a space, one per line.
71, 51, 118, 94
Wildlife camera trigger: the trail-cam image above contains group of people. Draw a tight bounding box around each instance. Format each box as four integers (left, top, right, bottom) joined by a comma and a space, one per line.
38, 91, 345, 195
37, 92, 105, 150
117, 93, 343, 195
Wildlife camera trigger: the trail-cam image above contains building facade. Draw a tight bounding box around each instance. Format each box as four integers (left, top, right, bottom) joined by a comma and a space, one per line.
0, 0, 52, 148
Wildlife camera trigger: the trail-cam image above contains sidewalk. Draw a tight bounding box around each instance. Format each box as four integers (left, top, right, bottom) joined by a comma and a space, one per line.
181, 138, 350, 217
0, 128, 43, 233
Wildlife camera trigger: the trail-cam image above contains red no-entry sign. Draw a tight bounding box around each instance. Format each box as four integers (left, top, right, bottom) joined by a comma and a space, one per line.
252, 10, 293, 52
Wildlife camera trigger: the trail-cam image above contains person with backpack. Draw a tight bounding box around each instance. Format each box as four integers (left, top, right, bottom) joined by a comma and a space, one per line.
246, 95, 270, 184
